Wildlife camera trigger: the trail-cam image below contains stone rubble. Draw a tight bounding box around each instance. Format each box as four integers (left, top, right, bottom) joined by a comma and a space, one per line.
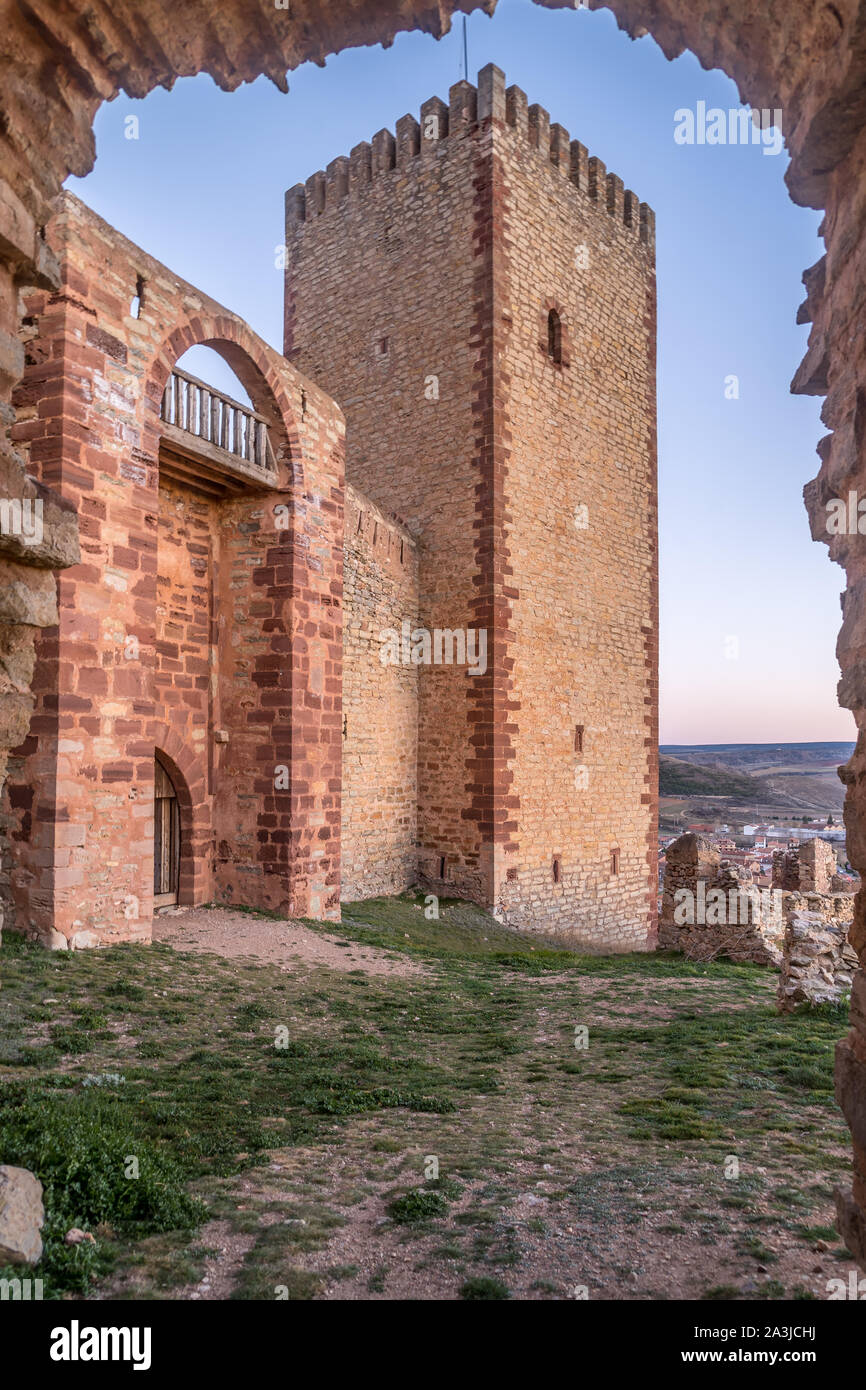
660, 832, 859, 1014
778, 902, 858, 1011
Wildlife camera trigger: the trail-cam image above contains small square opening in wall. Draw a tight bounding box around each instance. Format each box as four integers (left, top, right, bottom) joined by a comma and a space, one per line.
610, 848, 620, 876
506, 866, 518, 882
552, 855, 562, 885
574, 724, 584, 754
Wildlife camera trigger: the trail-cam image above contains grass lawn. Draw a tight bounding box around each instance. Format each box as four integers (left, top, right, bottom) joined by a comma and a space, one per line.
0, 892, 854, 1300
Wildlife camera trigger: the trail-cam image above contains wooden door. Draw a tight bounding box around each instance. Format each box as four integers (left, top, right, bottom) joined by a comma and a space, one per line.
153, 757, 180, 907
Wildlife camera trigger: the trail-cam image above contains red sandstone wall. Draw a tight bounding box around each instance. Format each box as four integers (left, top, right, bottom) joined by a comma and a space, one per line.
341, 483, 418, 899
154, 477, 216, 904
212, 483, 344, 917
3, 192, 344, 944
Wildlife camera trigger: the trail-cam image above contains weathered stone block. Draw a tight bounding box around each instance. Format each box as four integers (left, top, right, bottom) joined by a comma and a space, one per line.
836, 1185, 866, 1272
836, 1037, 866, 1154
0, 1166, 44, 1266
0, 562, 57, 627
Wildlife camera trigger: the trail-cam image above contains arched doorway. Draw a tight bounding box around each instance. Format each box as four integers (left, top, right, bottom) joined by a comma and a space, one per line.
154, 754, 181, 908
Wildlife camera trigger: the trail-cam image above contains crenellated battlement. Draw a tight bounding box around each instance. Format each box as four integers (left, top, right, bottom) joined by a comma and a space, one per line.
285, 64, 654, 250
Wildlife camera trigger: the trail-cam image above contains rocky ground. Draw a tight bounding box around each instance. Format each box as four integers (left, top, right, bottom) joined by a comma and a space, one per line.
0, 895, 856, 1301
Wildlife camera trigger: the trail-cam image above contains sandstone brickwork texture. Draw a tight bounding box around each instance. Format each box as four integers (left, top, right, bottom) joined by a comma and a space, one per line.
1, 193, 345, 945
341, 483, 418, 900
1, 0, 866, 1265
800, 836, 838, 893
286, 80, 495, 913
285, 66, 657, 948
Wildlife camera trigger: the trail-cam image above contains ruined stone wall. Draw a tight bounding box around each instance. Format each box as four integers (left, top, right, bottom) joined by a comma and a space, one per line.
773, 837, 838, 893
0, 191, 79, 823
341, 483, 418, 901
285, 68, 656, 945
800, 113, 866, 1266
800, 837, 838, 893
1, 192, 344, 944
661, 835, 860, 1011
659, 833, 785, 966
778, 901, 858, 1012
660, 833, 719, 935
772, 846, 802, 891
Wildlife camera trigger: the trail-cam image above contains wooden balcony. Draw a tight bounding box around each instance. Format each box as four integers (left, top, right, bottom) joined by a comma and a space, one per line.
159, 368, 277, 496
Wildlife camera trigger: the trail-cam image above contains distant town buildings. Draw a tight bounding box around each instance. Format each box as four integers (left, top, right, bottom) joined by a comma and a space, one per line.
658, 818, 857, 892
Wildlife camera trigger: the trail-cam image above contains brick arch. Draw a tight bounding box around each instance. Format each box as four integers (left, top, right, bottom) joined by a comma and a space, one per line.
144, 315, 305, 493
149, 723, 210, 907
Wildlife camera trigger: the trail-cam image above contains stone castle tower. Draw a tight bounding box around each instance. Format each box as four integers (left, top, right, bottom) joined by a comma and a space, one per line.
285, 65, 659, 947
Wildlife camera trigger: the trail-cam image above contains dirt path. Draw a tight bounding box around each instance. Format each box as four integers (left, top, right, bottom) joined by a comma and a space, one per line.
152, 906, 424, 979
12, 893, 845, 1302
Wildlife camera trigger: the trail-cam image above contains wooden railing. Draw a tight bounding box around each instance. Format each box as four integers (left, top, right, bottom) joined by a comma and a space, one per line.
160, 368, 275, 471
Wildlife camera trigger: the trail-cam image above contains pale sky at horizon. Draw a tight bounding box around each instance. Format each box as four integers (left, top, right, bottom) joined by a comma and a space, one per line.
66, 0, 856, 748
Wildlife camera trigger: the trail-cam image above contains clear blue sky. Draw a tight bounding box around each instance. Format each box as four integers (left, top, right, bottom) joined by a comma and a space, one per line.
66, 0, 853, 746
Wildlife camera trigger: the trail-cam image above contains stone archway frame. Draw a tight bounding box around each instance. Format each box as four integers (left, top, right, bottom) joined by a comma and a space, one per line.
1, 0, 865, 1267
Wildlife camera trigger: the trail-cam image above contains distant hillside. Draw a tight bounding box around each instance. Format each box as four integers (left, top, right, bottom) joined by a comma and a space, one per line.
659, 755, 766, 800
660, 742, 854, 773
